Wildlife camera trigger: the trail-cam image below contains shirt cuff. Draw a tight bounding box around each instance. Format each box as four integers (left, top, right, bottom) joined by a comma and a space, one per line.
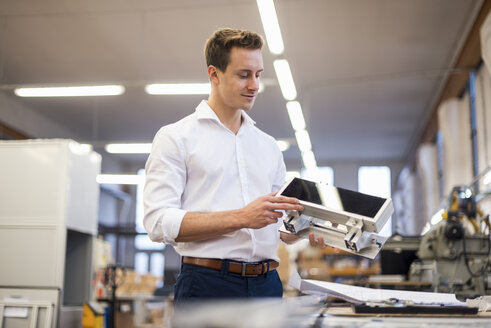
161, 208, 187, 245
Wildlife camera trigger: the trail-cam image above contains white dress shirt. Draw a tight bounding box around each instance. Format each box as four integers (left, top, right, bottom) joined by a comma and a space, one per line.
143, 100, 286, 262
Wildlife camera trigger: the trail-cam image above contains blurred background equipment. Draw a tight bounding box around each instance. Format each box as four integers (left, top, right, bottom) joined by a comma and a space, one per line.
81, 302, 104, 328
411, 185, 491, 298
100, 265, 127, 328
0, 139, 100, 328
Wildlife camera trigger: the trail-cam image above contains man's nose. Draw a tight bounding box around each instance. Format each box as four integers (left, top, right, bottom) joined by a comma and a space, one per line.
248, 76, 259, 91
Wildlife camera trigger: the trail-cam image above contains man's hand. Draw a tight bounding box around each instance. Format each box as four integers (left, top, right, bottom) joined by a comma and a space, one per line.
238, 192, 303, 229
176, 192, 303, 242
280, 232, 328, 249
308, 233, 327, 249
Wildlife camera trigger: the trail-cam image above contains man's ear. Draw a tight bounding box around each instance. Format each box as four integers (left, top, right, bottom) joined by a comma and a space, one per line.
208, 65, 219, 84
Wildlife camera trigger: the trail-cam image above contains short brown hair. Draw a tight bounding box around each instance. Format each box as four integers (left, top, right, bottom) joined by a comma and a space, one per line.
204, 28, 264, 72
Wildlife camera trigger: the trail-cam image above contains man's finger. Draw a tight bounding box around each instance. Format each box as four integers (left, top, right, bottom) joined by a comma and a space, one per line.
267, 203, 303, 211
308, 233, 316, 246
270, 195, 300, 204
265, 210, 283, 218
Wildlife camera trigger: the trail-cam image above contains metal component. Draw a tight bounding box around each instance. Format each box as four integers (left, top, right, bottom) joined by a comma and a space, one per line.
383, 236, 421, 251
344, 218, 370, 252
278, 178, 393, 259
282, 212, 388, 259
241, 263, 247, 276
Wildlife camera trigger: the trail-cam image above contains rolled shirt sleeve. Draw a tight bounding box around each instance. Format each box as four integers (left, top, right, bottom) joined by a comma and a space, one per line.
143, 126, 187, 245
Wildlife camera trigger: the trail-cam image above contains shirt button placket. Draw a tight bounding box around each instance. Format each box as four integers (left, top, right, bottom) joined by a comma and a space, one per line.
236, 134, 255, 259
235, 136, 249, 205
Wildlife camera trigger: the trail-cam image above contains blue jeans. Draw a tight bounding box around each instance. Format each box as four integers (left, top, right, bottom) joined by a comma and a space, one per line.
174, 261, 283, 304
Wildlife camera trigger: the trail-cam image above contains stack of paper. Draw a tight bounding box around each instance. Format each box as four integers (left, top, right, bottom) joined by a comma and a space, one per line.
289, 270, 465, 306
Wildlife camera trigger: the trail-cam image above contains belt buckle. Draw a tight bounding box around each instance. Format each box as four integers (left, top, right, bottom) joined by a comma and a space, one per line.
241, 262, 267, 277
241, 263, 251, 277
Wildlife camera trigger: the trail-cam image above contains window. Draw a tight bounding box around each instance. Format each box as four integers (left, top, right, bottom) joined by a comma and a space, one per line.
302, 166, 334, 185
358, 166, 391, 237
150, 253, 165, 277
135, 252, 149, 275
135, 168, 165, 277
135, 168, 164, 250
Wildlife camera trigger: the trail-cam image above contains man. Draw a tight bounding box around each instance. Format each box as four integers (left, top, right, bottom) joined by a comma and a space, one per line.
144, 28, 324, 303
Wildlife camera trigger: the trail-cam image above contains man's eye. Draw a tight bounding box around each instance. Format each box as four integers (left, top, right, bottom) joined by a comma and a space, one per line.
239, 75, 248, 79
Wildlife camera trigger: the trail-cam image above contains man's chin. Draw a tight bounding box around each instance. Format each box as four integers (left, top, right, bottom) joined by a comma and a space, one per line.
241, 102, 255, 111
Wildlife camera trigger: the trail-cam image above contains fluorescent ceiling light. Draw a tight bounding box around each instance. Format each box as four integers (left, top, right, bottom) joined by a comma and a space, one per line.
276, 139, 290, 152
301, 150, 317, 170
96, 174, 143, 185
273, 59, 297, 101
256, 0, 284, 55
286, 101, 306, 131
14, 85, 125, 97
295, 129, 312, 152
145, 83, 211, 95
145, 81, 265, 95
105, 143, 152, 154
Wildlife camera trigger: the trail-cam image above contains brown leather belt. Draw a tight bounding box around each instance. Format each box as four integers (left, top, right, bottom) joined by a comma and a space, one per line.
182, 256, 279, 277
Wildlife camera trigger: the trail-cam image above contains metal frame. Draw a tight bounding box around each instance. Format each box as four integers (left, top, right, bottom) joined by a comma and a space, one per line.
278, 177, 394, 259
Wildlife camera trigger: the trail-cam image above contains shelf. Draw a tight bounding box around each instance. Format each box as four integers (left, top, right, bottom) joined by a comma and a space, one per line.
327, 266, 380, 276
322, 247, 351, 255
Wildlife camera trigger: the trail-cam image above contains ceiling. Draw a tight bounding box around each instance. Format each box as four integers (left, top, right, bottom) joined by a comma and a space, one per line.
0, 0, 485, 172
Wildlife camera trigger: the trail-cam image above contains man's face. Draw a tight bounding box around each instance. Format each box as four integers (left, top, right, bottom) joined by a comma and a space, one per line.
214, 47, 263, 111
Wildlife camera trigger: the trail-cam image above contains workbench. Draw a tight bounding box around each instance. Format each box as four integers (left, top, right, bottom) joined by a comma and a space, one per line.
170, 296, 491, 328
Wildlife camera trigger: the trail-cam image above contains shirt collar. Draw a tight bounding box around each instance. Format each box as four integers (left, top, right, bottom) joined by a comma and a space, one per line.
195, 100, 256, 128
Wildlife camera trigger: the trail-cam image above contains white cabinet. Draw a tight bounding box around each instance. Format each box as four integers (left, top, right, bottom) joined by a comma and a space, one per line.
0, 139, 101, 328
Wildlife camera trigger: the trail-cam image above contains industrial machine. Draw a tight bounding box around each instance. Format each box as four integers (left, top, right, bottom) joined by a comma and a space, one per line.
277, 177, 394, 259
411, 185, 491, 298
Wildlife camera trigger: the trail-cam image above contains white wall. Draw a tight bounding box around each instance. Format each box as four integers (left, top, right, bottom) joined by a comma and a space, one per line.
393, 61, 491, 235
476, 65, 491, 179
438, 97, 473, 196
416, 143, 441, 224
